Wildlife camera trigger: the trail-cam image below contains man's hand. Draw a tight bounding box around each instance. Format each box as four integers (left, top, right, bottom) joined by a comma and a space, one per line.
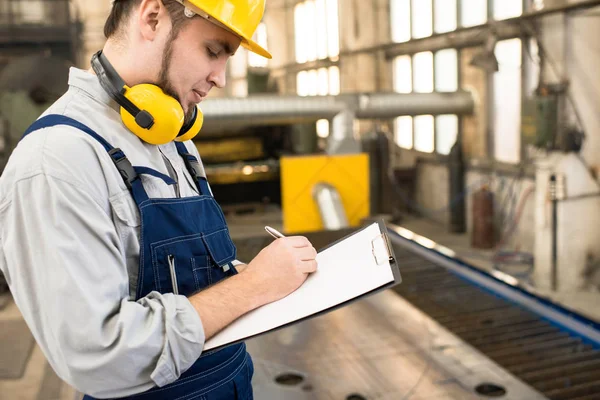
243, 236, 318, 306
189, 237, 318, 340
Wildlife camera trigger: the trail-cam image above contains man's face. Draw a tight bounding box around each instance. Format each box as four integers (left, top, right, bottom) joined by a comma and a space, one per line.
157, 16, 241, 124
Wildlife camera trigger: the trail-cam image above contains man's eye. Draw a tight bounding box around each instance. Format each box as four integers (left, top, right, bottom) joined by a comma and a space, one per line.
207, 48, 219, 59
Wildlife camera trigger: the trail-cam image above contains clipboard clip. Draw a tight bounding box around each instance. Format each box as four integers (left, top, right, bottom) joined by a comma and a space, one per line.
371, 233, 395, 265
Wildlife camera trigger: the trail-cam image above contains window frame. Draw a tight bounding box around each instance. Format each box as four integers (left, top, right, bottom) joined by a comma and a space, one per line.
294, 0, 340, 64
392, 46, 463, 156
388, 0, 528, 164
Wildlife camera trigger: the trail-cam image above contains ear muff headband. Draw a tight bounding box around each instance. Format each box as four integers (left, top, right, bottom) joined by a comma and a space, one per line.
91, 51, 155, 130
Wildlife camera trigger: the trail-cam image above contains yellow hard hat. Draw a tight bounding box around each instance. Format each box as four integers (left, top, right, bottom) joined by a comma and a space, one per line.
178, 0, 272, 59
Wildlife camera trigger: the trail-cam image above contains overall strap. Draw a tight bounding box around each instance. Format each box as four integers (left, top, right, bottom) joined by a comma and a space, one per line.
174, 142, 211, 196
21, 115, 177, 204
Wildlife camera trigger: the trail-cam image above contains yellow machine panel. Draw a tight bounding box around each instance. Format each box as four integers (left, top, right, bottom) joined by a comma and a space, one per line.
281, 153, 370, 234
196, 137, 264, 164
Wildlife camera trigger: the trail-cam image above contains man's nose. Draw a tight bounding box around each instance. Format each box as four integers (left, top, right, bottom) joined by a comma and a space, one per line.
208, 63, 227, 89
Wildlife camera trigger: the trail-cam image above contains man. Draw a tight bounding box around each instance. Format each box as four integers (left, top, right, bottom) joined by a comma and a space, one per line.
0, 0, 318, 399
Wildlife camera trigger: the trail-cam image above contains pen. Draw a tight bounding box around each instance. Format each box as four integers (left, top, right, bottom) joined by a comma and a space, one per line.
265, 226, 286, 239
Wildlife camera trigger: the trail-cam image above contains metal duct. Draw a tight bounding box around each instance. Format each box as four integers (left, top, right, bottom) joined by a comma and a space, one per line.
200, 95, 347, 134
354, 91, 474, 119
199, 91, 474, 135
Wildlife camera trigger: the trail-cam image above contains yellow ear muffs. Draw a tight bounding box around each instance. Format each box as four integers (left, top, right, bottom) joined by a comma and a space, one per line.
176, 105, 204, 142
121, 84, 185, 145
91, 51, 203, 145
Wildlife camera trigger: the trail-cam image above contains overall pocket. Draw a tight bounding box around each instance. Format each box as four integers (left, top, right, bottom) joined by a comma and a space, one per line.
151, 229, 237, 296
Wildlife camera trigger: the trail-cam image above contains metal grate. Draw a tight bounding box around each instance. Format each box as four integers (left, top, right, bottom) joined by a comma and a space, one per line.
391, 247, 600, 400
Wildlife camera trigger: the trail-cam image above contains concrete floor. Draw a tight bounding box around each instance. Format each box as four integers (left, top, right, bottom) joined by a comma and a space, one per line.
0, 280, 545, 400
1, 205, 595, 399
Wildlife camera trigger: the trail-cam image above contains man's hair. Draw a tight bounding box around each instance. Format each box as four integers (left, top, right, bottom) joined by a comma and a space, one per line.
104, 0, 191, 40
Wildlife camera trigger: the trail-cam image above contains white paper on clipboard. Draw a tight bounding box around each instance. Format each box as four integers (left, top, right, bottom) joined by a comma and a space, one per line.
204, 222, 397, 351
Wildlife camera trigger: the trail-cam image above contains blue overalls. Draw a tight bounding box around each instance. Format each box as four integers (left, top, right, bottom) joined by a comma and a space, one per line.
23, 115, 254, 400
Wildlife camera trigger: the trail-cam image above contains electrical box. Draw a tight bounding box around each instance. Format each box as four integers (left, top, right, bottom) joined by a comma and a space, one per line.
535, 95, 559, 148
521, 95, 559, 150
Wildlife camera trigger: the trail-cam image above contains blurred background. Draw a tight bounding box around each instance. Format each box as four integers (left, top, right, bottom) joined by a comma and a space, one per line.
2, 0, 600, 399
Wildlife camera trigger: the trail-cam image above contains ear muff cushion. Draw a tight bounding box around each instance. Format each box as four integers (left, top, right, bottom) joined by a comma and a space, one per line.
175, 106, 204, 142
120, 84, 184, 145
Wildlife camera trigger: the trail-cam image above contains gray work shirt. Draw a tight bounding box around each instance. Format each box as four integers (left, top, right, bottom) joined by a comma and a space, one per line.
0, 68, 241, 398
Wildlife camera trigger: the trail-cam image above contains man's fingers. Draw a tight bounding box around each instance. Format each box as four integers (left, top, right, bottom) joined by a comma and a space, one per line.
285, 236, 311, 248
299, 246, 317, 261
299, 259, 318, 274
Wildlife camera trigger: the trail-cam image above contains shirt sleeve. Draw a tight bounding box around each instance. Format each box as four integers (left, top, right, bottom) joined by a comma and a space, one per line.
1, 173, 205, 398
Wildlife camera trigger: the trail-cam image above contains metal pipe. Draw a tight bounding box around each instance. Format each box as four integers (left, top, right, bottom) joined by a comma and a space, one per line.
549, 174, 558, 291
201, 95, 347, 122
312, 182, 349, 231
354, 92, 475, 119
200, 92, 475, 134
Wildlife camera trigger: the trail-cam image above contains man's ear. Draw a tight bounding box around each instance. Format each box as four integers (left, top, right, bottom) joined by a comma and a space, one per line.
137, 0, 169, 41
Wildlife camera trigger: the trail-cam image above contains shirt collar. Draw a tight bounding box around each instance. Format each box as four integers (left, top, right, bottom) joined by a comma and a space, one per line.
67, 67, 120, 112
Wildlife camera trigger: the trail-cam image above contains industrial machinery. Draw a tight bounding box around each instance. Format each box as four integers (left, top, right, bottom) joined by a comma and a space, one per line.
196, 91, 475, 230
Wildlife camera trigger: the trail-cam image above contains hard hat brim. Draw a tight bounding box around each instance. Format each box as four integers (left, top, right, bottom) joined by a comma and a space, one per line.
241, 38, 272, 60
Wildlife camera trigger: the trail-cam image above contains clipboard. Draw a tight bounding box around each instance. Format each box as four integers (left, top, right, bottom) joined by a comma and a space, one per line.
204, 220, 401, 352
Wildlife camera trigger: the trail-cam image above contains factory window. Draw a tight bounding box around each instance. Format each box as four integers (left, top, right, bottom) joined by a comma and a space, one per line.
391, 0, 411, 43
395, 116, 414, 149
326, 0, 340, 58
297, 66, 341, 138
393, 48, 459, 154
328, 66, 340, 95
395, 52, 437, 152
493, 0, 523, 20
434, 0, 457, 34
435, 49, 458, 92
414, 115, 435, 153
296, 66, 340, 97
436, 115, 459, 155
435, 49, 459, 155
413, 53, 435, 149
493, 38, 522, 164
393, 55, 413, 149
393, 55, 412, 94
411, 0, 432, 39
295, 0, 339, 63
461, 0, 487, 27
413, 51, 434, 93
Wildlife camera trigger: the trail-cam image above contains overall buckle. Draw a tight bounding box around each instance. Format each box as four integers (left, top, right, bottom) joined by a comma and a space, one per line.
108, 148, 138, 189
181, 153, 204, 182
